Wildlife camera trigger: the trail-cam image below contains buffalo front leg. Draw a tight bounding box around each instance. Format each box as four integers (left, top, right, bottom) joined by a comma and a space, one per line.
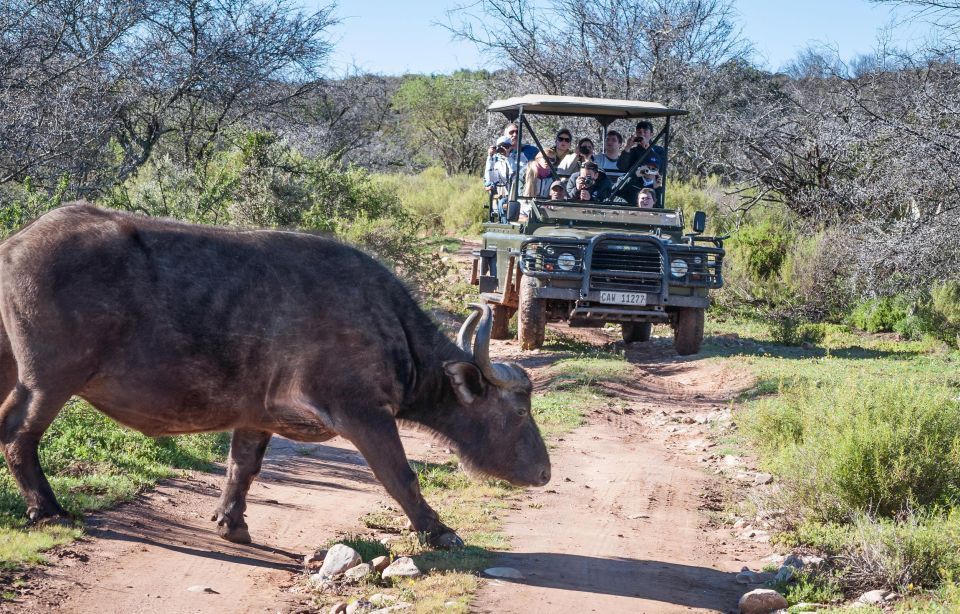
211, 428, 272, 544
0, 384, 71, 524
343, 411, 463, 549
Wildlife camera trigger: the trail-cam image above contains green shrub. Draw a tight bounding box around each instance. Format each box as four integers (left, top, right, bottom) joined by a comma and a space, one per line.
849, 296, 912, 333
927, 281, 960, 348
742, 378, 960, 521
768, 314, 826, 346
375, 167, 486, 235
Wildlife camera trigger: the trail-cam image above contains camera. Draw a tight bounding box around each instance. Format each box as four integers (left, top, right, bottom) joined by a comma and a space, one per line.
578, 144, 592, 155
641, 167, 658, 176
579, 175, 595, 189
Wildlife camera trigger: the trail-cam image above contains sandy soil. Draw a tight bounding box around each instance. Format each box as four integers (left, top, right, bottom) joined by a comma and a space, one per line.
2, 323, 768, 614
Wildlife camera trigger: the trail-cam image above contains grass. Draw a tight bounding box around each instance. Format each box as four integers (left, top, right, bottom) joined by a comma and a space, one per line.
376, 167, 486, 236
706, 315, 960, 606
0, 398, 229, 571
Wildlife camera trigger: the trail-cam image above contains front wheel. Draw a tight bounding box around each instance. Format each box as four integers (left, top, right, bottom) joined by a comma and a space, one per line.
622, 322, 652, 343
673, 308, 705, 355
517, 275, 546, 350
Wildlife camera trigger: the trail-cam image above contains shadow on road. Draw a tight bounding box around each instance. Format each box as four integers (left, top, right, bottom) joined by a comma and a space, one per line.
479, 550, 740, 610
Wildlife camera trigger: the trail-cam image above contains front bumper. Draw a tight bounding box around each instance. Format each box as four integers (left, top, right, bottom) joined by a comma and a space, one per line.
517, 232, 723, 316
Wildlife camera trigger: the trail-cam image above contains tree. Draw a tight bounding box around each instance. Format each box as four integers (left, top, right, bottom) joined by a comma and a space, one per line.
392, 71, 494, 174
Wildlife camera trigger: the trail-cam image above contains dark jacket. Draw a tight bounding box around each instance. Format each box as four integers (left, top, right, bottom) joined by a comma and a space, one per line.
565, 172, 613, 202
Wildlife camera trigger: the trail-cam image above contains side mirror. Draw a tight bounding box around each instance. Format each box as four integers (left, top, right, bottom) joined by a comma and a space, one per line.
692, 211, 707, 234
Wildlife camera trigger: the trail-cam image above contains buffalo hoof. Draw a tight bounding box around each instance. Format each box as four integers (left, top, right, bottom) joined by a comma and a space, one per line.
217, 523, 252, 544
428, 530, 464, 550
27, 507, 73, 528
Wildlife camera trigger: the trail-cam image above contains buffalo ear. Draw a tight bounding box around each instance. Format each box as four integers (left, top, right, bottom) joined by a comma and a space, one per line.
443, 361, 487, 406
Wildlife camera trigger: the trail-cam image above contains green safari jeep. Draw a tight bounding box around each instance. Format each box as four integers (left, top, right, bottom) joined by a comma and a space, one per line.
471, 95, 725, 355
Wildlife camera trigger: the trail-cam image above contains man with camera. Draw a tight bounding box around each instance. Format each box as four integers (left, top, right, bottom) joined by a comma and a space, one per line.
633, 159, 663, 206
619, 120, 665, 174
565, 161, 612, 202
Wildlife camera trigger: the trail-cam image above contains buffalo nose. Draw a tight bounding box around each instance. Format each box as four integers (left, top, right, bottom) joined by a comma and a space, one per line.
537, 467, 551, 486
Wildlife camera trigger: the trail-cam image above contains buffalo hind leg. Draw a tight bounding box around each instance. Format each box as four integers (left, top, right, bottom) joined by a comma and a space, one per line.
211, 428, 272, 544
0, 384, 72, 524
343, 410, 463, 549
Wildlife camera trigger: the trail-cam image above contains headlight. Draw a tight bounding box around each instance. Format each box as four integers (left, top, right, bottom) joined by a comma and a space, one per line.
670, 258, 688, 277
557, 252, 577, 271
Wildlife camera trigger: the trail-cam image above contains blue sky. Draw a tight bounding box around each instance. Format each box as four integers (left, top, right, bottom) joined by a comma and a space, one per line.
298, 0, 930, 76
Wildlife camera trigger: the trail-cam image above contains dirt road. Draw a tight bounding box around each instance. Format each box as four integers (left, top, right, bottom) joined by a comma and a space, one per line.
4, 326, 762, 614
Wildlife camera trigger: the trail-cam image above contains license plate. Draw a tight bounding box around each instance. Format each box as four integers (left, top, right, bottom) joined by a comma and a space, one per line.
599, 291, 647, 306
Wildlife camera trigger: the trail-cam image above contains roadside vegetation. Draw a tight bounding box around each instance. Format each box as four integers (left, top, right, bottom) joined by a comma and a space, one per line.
701, 316, 960, 610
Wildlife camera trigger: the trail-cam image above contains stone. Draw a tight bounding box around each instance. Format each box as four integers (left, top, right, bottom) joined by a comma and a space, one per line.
774, 564, 795, 584
782, 554, 805, 569
186, 585, 218, 594
371, 556, 391, 573
346, 600, 370, 614
328, 603, 348, 614
304, 548, 327, 569
735, 568, 775, 585
381, 557, 421, 579
484, 566, 525, 579
856, 590, 886, 604
738, 588, 788, 614
317, 544, 362, 579
369, 593, 398, 606
754, 473, 774, 485
344, 563, 372, 582
884, 592, 900, 602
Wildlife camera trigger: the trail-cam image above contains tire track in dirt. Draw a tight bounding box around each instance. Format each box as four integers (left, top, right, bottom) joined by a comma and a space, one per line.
473, 325, 757, 614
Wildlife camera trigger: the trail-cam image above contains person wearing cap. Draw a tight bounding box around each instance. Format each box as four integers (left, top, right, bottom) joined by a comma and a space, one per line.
632, 160, 663, 206
548, 179, 566, 201
565, 160, 612, 202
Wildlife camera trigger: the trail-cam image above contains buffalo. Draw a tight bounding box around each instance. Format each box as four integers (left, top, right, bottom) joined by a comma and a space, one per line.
0, 204, 550, 548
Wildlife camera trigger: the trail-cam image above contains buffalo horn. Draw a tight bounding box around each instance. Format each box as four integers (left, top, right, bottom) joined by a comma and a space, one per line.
456, 305, 483, 355
472, 303, 524, 389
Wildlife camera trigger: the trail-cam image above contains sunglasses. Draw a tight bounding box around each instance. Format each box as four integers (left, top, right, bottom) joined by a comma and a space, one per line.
556, 136, 571, 142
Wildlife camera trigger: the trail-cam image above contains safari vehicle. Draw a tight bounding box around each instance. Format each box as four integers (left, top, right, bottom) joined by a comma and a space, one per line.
470, 95, 725, 355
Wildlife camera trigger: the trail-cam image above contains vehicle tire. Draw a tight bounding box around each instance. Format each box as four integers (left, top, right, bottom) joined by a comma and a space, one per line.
673, 308, 705, 356
490, 304, 512, 340
518, 275, 546, 350
622, 322, 652, 343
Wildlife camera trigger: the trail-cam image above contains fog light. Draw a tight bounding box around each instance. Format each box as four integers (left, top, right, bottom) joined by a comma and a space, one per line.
671, 258, 688, 277
557, 252, 576, 271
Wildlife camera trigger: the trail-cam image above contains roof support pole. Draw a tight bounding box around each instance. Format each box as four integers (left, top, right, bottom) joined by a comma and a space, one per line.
511, 106, 524, 209
520, 114, 559, 182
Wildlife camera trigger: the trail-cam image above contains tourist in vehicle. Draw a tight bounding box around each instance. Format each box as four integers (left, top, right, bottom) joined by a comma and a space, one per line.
558, 137, 595, 176
484, 135, 523, 219
633, 160, 663, 204
504, 121, 538, 163
523, 147, 558, 198
554, 128, 573, 162
565, 161, 612, 202
548, 180, 566, 200
637, 188, 656, 208
595, 130, 623, 173
619, 120, 665, 174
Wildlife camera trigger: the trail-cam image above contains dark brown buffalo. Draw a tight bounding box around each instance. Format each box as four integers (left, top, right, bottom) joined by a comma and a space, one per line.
0, 204, 549, 548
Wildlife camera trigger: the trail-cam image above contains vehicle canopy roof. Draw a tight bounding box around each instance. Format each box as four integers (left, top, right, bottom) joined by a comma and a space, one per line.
487, 94, 687, 123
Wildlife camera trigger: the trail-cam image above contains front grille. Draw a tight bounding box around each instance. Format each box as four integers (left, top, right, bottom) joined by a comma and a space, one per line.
589, 241, 663, 293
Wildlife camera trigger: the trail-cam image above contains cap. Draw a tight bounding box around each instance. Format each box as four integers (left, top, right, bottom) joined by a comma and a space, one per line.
549, 180, 565, 190
643, 156, 660, 166
495, 135, 512, 147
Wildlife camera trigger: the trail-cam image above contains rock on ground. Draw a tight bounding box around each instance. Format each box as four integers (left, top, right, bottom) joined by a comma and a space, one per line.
381, 557, 421, 579
317, 544, 362, 579
344, 563, 373, 582
738, 588, 788, 614
857, 589, 887, 604
371, 556, 391, 573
